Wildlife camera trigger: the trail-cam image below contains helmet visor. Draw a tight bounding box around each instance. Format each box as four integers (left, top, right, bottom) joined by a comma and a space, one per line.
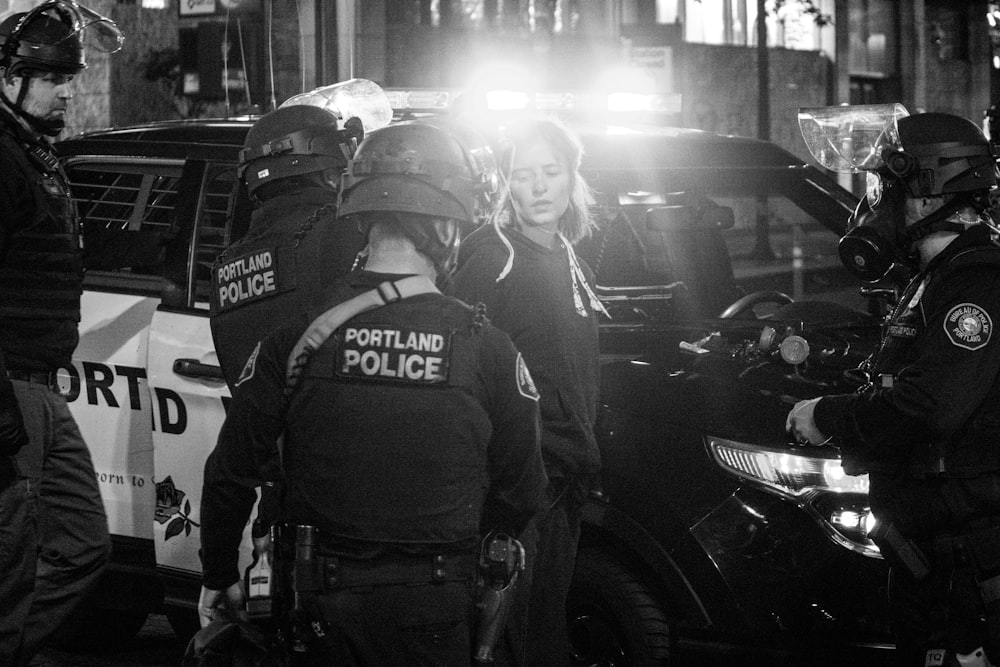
798, 103, 909, 173
281, 78, 393, 135
12, 1, 124, 55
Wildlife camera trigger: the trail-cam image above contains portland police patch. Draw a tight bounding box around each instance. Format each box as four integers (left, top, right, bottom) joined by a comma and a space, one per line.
235, 341, 261, 387
943, 303, 992, 351
516, 353, 539, 401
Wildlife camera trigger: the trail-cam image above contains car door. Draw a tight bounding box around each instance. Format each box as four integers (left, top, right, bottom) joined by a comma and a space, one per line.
68, 156, 187, 546
145, 159, 258, 599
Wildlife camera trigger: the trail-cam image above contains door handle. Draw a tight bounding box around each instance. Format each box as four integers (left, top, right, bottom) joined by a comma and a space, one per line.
173, 358, 225, 380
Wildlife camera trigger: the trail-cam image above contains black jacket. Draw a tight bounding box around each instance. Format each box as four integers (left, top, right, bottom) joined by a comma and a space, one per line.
814, 225, 1000, 534
201, 270, 547, 589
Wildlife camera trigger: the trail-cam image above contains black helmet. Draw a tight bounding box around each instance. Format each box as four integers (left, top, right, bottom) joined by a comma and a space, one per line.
238, 105, 363, 198
338, 120, 497, 225
0, 1, 123, 76
884, 112, 996, 197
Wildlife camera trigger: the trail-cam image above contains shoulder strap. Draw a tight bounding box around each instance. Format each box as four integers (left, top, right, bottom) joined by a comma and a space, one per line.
284, 275, 439, 394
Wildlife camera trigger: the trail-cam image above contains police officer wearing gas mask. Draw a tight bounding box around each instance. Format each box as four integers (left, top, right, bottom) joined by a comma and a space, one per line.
199, 120, 547, 665
789, 108, 1000, 666
0, 3, 122, 665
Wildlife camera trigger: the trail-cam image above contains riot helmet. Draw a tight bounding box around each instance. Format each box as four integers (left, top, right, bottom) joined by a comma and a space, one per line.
239, 105, 363, 200
799, 104, 998, 281
338, 120, 498, 274
0, 1, 123, 76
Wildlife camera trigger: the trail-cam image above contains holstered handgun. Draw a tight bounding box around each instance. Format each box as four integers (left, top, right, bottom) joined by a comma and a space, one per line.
473, 533, 525, 664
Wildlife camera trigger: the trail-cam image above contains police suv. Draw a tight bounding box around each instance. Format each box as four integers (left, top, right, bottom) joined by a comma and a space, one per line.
55, 97, 895, 664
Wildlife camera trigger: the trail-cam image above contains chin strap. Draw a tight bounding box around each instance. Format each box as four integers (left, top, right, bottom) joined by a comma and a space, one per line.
1, 74, 63, 137
902, 194, 978, 246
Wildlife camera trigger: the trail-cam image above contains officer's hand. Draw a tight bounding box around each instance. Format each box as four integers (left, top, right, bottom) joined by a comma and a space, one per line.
785, 398, 830, 446
197, 582, 247, 628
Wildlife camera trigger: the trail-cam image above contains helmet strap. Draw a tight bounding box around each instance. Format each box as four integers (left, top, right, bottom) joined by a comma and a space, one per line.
902, 194, 975, 246
0, 70, 64, 136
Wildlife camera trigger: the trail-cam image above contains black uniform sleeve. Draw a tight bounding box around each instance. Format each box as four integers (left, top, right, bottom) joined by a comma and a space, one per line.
453, 245, 505, 317
200, 329, 294, 590
815, 265, 1000, 465
0, 348, 28, 456
478, 326, 548, 538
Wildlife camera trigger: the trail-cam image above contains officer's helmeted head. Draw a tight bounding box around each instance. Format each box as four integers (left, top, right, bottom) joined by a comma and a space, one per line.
840, 112, 997, 281
0, 1, 122, 135
337, 120, 498, 278
239, 104, 364, 203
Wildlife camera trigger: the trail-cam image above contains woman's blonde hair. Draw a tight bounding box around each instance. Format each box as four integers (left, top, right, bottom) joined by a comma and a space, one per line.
492, 116, 596, 244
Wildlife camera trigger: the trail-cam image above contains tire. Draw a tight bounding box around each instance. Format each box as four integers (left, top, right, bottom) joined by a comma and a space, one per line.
50, 607, 148, 651
567, 547, 672, 667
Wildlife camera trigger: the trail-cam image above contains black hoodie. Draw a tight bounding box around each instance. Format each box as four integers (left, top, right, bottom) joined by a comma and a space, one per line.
454, 225, 601, 479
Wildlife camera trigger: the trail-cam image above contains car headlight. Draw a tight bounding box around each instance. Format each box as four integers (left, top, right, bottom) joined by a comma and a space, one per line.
707, 436, 868, 497
707, 436, 881, 557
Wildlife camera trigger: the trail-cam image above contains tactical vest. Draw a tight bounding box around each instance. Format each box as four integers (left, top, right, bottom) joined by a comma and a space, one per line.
0, 127, 83, 370
871, 242, 1000, 477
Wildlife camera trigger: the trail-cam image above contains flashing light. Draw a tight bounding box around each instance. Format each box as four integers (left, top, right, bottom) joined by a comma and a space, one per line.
707, 436, 869, 498
486, 90, 530, 110
384, 88, 681, 118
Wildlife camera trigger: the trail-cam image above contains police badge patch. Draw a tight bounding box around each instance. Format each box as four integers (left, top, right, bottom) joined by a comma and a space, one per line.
943, 303, 992, 351
516, 353, 540, 401
235, 341, 262, 387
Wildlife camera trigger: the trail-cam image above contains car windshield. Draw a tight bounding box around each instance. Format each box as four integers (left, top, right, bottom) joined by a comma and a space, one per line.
577, 147, 861, 320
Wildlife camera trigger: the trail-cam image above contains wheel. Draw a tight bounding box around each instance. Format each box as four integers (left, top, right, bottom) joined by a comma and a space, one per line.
50, 607, 148, 651
166, 606, 201, 644
567, 548, 672, 667
718, 290, 793, 319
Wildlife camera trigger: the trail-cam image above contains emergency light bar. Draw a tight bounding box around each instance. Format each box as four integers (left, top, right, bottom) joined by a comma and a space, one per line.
384, 88, 682, 116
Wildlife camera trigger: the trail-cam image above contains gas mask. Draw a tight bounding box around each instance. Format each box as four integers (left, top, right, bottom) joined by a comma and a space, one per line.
838, 169, 911, 282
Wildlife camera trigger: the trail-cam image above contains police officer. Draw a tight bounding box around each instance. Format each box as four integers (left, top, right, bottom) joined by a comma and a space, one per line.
788, 109, 1000, 666
209, 83, 392, 590
210, 89, 389, 386
198, 120, 548, 665
0, 3, 122, 664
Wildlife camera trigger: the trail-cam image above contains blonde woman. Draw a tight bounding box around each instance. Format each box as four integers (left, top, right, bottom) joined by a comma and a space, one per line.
454, 116, 607, 666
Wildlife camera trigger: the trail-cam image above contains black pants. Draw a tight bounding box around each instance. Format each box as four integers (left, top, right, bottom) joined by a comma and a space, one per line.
301, 578, 477, 666
498, 478, 583, 667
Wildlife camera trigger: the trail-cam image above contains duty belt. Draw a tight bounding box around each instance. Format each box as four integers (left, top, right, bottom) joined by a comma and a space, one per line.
316, 552, 477, 591
6, 369, 61, 393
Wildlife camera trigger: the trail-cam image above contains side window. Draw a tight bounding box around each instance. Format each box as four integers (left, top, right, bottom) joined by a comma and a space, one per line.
190, 163, 250, 307
66, 158, 184, 292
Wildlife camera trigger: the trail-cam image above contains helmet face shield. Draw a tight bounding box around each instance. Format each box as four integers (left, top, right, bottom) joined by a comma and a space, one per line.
0, 1, 122, 75
798, 103, 910, 174
281, 78, 393, 139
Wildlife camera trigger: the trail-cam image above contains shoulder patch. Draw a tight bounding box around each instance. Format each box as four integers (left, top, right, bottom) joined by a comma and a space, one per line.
516, 353, 539, 401
212, 248, 288, 314
234, 341, 262, 387
943, 303, 992, 351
